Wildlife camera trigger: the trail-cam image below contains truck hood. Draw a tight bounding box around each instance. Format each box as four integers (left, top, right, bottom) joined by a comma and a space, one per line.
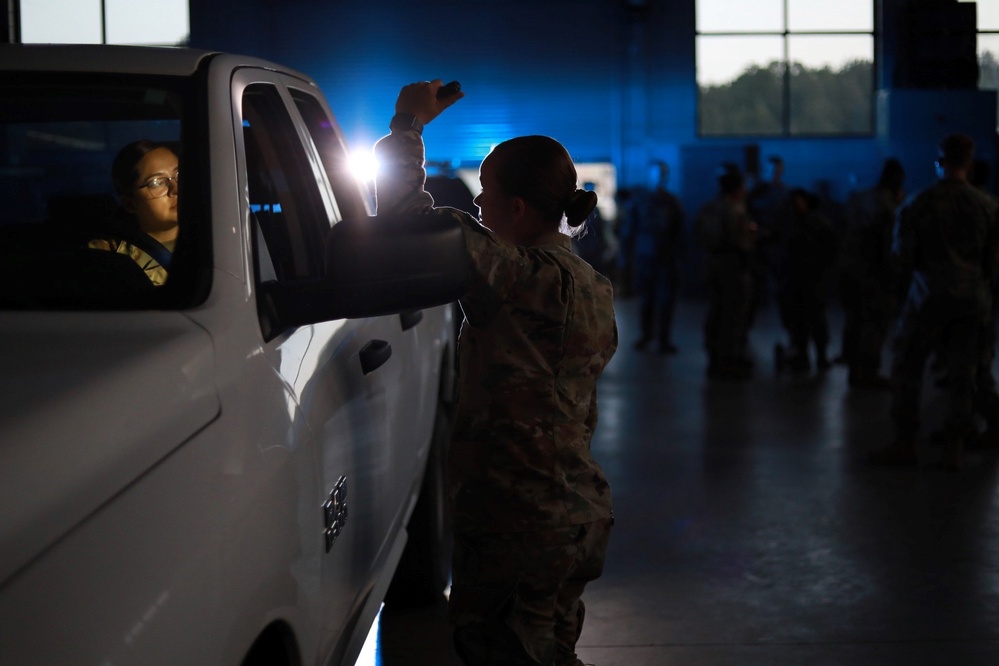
0, 312, 219, 586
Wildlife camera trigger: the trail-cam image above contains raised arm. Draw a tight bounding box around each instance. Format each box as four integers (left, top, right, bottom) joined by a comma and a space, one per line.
373, 80, 464, 216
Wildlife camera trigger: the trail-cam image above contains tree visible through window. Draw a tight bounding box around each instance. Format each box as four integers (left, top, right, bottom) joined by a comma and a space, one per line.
696, 0, 873, 137
962, 0, 999, 129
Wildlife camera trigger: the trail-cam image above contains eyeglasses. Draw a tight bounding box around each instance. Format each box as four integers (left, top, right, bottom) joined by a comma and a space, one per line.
137, 171, 179, 198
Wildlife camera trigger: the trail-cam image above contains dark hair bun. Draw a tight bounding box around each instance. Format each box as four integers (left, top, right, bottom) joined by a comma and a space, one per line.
564, 188, 598, 227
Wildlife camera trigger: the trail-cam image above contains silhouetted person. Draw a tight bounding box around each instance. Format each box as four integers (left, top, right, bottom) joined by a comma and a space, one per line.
838, 158, 906, 387
971, 158, 993, 195
774, 188, 837, 373
747, 155, 791, 327
969, 158, 999, 448
870, 134, 999, 470
377, 80, 617, 665
623, 161, 685, 353
697, 162, 757, 379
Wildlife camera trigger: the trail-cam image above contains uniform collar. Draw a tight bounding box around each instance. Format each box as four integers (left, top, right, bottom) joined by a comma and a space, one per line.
528, 233, 572, 251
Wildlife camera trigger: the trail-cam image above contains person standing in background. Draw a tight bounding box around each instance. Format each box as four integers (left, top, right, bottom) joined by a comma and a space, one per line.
837, 158, 906, 388
623, 160, 685, 354
870, 134, 999, 470
697, 162, 757, 380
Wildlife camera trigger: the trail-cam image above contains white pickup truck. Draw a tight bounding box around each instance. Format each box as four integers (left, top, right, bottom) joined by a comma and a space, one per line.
0, 45, 467, 665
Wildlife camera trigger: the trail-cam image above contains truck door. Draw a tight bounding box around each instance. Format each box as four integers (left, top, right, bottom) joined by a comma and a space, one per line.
234, 70, 401, 653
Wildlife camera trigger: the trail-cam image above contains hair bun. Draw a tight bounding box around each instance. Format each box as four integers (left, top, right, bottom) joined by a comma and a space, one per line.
564, 188, 598, 227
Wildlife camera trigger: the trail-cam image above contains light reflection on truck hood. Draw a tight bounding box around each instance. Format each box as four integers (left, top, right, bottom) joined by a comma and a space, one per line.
0, 312, 219, 585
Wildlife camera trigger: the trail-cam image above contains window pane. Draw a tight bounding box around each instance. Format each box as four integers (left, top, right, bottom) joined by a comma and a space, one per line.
789, 36, 873, 134
697, 35, 784, 87
961, 0, 999, 31
20, 0, 103, 44
788, 34, 873, 74
697, 0, 783, 32
106, 0, 190, 45
698, 36, 784, 136
981, 34, 999, 91
0, 75, 187, 309
788, 0, 872, 32
290, 89, 369, 224
242, 85, 326, 282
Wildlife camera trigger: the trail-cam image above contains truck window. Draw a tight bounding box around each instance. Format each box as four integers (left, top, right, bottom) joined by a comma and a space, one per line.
289, 88, 369, 222
242, 83, 327, 283
0, 76, 189, 309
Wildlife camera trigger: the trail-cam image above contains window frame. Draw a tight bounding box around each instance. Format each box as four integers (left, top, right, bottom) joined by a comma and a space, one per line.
695, 1, 876, 138
969, 1, 999, 130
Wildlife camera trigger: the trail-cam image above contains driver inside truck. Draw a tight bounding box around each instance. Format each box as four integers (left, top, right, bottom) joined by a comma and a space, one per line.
88, 139, 179, 285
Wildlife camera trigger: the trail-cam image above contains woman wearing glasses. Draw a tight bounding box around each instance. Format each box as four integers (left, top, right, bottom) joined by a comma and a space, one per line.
89, 140, 179, 285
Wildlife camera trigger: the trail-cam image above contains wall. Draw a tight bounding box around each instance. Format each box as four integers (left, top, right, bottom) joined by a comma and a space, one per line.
191, 0, 997, 288
193, 0, 625, 169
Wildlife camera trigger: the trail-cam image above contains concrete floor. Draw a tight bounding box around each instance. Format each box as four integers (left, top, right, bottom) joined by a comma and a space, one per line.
358, 296, 999, 666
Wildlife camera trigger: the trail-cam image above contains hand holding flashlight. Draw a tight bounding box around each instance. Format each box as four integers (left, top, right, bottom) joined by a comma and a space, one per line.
395, 79, 464, 126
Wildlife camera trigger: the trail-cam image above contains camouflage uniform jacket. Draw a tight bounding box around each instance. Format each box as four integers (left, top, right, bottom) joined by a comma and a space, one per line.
892, 179, 999, 311
842, 186, 897, 283
624, 187, 685, 262
696, 195, 756, 271
375, 128, 618, 534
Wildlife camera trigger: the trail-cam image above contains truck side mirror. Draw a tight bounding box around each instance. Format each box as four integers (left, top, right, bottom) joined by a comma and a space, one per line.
258, 212, 469, 333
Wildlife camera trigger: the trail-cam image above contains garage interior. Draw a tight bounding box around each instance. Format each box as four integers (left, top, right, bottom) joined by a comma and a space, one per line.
8, 0, 999, 663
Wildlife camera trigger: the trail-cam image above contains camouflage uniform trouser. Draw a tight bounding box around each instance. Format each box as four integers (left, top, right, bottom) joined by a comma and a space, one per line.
449, 517, 613, 666
891, 294, 985, 443
634, 257, 680, 347
704, 261, 753, 365
841, 275, 893, 372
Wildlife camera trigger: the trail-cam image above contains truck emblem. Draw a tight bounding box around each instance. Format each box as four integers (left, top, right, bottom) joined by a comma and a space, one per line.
323, 476, 348, 552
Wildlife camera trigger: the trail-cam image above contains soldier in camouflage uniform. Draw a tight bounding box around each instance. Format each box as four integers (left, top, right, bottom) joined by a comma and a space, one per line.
696, 163, 757, 379
870, 134, 999, 470
619, 160, 686, 354
375, 80, 617, 666
837, 158, 905, 387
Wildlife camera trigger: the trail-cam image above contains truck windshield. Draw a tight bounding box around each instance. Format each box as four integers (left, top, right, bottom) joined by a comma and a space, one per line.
0, 75, 190, 310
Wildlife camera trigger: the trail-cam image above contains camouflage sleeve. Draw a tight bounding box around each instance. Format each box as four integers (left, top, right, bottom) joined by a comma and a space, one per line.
372, 128, 436, 216
457, 215, 535, 327
373, 126, 530, 325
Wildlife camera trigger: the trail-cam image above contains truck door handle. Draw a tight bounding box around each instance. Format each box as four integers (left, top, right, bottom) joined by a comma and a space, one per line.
399, 309, 423, 331
359, 340, 392, 375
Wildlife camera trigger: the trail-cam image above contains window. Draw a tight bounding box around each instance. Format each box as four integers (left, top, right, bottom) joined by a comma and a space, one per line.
20, 0, 189, 46
962, 0, 999, 128
242, 84, 328, 284
0, 74, 190, 309
289, 89, 370, 223
696, 0, 874, 136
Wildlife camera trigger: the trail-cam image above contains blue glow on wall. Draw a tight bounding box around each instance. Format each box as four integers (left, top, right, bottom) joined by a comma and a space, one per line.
190, 0, 998, 202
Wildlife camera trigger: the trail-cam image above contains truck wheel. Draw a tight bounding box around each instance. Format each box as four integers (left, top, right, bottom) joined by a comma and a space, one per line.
384, 398, 453, 608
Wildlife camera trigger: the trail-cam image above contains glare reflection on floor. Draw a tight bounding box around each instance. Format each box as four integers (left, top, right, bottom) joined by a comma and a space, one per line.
353, 604, 383, 666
